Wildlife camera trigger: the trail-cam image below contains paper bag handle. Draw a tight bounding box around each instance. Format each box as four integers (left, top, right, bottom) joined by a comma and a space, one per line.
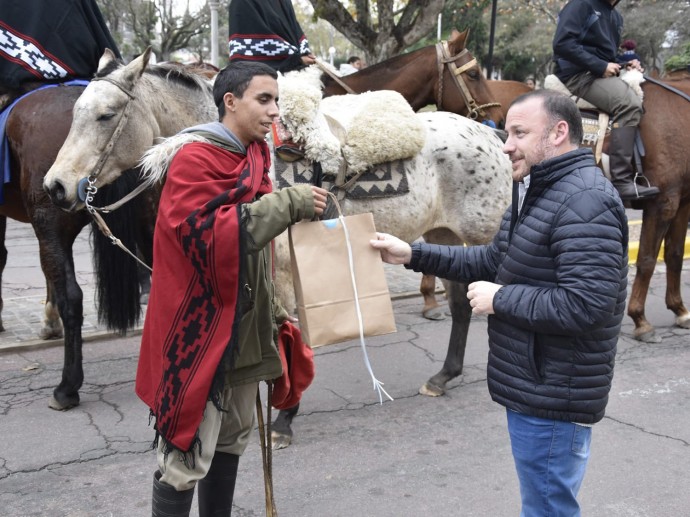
325, 192, 393, 404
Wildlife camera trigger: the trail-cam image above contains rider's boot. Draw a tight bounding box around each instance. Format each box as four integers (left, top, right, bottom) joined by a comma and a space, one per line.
152, 470, 195, 517
609, 126, 660, 200
197, 452, 240, 516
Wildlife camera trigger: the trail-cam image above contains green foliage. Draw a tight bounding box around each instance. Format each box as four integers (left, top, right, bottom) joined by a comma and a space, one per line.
664, 42, 690, 71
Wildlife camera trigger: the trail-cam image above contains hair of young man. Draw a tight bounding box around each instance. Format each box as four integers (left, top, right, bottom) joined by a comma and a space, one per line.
347, 56, 361, 64
213, 61, 278, 120
509, 89, 583, 145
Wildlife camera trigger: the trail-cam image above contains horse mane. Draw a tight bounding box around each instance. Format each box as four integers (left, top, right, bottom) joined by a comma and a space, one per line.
94, 58, 213, 95
147, 63, 215, 93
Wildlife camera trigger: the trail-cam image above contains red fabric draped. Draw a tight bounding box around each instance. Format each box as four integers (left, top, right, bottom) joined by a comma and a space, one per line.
136, 140, 272, 452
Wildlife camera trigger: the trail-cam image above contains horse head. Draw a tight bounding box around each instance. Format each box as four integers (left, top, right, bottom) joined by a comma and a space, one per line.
43, 47, 216, 212
435, 28, 502, 124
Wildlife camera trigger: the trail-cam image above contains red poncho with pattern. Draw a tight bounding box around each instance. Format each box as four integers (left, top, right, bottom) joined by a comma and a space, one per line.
136, 139, 272, 452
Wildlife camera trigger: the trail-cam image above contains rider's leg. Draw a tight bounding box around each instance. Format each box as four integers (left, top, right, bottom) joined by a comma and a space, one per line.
574, 76, 659, 200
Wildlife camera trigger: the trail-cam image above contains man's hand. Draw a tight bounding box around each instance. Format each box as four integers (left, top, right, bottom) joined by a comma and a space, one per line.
604, 62, 621, 78
370, 232, 412, 265
625, 59, 644, 72
311, 186, 328, 216
467, 281, 501, 315
301, 54, 316, 66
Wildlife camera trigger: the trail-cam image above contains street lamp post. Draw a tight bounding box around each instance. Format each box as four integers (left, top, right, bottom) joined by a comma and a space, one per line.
209, 0, 220, 67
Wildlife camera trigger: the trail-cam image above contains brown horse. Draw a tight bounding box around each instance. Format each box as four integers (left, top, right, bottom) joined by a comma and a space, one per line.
627, 77, 690, 341
322, 29, 503, 123
2, 83, 154, 410
487, 79, 533, 122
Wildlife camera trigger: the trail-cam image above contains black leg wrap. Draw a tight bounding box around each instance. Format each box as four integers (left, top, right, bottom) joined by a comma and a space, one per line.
197, 452, 240, 517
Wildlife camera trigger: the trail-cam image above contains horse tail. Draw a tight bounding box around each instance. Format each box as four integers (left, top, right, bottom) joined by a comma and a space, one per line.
90, 172, 151, 334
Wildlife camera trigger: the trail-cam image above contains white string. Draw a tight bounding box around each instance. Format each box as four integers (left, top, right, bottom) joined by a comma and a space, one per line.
337, 213, 394, 404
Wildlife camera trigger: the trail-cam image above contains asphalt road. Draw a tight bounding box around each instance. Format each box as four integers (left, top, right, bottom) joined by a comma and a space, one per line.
0, 219, 689, 516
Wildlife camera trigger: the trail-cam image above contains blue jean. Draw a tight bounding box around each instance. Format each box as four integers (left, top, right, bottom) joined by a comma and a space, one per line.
506, 409, 592, 517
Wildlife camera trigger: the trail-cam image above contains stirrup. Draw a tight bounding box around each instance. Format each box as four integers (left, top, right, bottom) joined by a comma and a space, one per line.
627, 173, 659, 199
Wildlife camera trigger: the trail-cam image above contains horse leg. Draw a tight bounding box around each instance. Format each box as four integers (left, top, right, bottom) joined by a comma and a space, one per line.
628, 209, 669, 342
420, 274, 445, 320
420, 280, 471, 396
39, 282, 64, 340
663, 204, 690, 329
32, 215, 87, 410
271, 403, 300, 450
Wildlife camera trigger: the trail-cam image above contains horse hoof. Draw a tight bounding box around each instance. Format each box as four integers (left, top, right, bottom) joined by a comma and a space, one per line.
422, 307, 446, 321
676, 314, 690, 329
419, 382, 445, 397
633, 328, 661, 344
49, 394, 79, 411
271, 431, 292, 450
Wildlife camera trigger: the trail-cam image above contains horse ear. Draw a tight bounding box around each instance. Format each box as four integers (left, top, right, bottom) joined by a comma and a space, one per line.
97, 48, 118, 73
120, 47, 152, 87
448, 28, 470, 54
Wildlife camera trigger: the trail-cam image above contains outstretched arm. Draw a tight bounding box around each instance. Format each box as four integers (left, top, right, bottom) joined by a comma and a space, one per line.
370, 232, 412, 265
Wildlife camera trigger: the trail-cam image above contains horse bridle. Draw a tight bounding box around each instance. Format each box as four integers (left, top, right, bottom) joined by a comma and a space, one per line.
80, 75, 153, 272
435, 41, 501, 120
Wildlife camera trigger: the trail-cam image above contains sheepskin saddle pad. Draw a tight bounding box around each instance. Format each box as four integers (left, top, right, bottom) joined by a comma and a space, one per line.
277, 66, 427, 177
273, 149, 410, 200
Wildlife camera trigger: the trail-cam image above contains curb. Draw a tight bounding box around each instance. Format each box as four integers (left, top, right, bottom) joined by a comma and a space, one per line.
627, 221, 690, 263
0, 328, 143, 355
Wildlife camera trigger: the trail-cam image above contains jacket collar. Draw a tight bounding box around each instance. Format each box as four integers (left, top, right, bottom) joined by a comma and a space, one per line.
528, 148, 596, 186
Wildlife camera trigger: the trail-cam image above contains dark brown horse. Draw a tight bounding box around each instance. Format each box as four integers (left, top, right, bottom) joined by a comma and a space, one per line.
2, 83, 154, 410
322, 29, 503, 123
627, 77, 690, 341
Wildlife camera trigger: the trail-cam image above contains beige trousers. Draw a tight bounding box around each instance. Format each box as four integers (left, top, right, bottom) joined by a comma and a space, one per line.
566, 73, 643, 127
157, 381, 258, 491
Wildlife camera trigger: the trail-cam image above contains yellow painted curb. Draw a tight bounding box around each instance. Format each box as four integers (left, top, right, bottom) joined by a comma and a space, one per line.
627, 220, 690, 263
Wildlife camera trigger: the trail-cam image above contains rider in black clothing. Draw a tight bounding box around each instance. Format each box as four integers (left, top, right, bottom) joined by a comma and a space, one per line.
553, 0, 659, 200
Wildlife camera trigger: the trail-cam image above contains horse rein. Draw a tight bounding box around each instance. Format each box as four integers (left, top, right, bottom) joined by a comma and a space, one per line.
80, 75, 153, 273
435, 41, 501, 120
642, 75, 690, 104
314, 59, 357, 94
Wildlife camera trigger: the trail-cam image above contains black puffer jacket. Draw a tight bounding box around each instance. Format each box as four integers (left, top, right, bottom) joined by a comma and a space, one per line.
553, 0, 624, 82
408, 148, 628, 424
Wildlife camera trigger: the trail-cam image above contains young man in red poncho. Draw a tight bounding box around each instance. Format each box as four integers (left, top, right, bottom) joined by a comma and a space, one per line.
135, 60, 327, 517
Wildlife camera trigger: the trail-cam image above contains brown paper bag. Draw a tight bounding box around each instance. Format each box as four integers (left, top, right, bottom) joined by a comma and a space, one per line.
288, 210, 397, 348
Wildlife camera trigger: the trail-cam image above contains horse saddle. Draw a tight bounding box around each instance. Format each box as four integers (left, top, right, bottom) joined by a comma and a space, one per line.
276, 68, 427, 186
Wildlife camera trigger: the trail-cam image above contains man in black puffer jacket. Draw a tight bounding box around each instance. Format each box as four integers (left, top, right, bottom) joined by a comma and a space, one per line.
372, 89, 628, 516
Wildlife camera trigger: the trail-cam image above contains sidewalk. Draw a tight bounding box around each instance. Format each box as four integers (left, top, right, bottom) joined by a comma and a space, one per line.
0, 219, 440, 352
1, 210, 687, 352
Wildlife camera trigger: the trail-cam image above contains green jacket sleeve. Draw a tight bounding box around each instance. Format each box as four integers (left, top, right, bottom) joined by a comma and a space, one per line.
241, 184, 315, 253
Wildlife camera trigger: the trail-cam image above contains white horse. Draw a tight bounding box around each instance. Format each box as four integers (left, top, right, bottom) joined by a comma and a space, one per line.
43, 49, 512, 446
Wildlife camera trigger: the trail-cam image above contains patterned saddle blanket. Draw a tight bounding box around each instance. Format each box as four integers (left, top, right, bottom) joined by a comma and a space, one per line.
273, 151, 410, 201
